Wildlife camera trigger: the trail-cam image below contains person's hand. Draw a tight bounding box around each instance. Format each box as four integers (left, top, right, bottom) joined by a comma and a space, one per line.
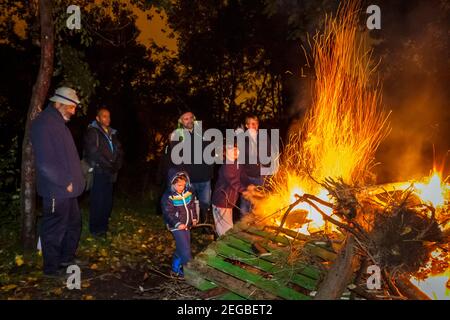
178, 224, 187, 230
67, 183, 73, 193
192, 219, 198, 226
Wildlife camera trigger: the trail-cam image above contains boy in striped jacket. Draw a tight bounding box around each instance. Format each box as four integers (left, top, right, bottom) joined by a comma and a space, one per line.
161, 171, 198, 277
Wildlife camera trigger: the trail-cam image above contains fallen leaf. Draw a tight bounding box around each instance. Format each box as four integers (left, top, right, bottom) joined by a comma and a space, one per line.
52, 288, 63, 296
15, 255, 24, 267
90, 263, 98, 270
1, 284, 17, 291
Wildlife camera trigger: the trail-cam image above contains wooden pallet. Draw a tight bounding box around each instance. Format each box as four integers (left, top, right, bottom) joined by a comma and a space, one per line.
185, 220, 339, 300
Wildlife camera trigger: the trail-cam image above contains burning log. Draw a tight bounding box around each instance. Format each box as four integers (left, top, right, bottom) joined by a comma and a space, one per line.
394, 275, 431, 300
309, 177, 447, 299
314, 234, 358, 300
364, 182, 411, 196
276, 194, 306, 233
347, 284, 379, 300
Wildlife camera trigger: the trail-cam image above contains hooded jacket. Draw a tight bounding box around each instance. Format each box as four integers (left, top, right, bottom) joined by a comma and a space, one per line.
31, 103, 85, 198
83, 120, 123, 174
161, 171, 198, 231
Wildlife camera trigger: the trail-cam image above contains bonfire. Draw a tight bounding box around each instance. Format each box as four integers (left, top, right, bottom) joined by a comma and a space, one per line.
244, 0, 450, 300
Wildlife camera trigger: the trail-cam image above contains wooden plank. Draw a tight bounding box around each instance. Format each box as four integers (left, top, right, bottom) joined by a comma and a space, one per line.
200, 286, 229, 299
216, 292, 247, 300
245, 229, 336, 263
232, 232, 337, 261
222, 234, 322, 280
187, 259, 278, 300
184, 267, 219, 291
206, 254, 311, 300
304, 242, 337, 261
263, 225, 311, 241
221, 235, 260, 255
243, 227, 291, 245
215, 241, 318, 291
216, 241, 276, 271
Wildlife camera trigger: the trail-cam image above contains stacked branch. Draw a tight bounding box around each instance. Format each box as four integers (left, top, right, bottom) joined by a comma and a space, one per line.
312, 177, 448, 300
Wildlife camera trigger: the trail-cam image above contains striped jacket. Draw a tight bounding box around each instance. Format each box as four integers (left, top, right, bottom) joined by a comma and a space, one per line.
161, 171, 198, 231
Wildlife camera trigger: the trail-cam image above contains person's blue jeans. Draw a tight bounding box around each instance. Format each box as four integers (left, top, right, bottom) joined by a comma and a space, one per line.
240, 175, 265, 216
191, 181, 211, 210
171, 229, 192, 275
40, 197, 81, 275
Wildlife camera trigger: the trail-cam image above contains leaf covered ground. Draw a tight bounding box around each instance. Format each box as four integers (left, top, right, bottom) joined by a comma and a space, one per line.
0, 198, 215, 300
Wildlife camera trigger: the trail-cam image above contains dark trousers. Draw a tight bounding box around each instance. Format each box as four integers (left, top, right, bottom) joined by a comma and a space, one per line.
191, 181, 211, 210
191, 181, 211, 222
40, 197, 81, 274
171, 229, 192, 274
89, 171, 113, 235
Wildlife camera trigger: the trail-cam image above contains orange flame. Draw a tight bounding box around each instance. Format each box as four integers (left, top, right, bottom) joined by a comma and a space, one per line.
414, 172, 449, 208
252, 0, 389, 233
410, 248, 450, 300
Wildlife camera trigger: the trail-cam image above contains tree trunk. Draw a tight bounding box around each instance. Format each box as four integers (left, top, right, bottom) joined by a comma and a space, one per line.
20, 0, 54, 251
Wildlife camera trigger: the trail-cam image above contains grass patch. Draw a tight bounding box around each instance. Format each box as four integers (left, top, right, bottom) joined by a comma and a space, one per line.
0, 195, 214, 299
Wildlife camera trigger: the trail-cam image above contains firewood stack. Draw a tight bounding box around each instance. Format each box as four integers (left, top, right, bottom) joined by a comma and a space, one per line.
308, 178, 449, 300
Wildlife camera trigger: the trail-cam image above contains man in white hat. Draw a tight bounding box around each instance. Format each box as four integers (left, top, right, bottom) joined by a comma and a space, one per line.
31, 86, 85, 278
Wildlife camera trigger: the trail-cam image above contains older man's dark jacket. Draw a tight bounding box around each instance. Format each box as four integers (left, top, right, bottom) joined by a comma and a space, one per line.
83, 121, 123, 176
31, 104, 85, 198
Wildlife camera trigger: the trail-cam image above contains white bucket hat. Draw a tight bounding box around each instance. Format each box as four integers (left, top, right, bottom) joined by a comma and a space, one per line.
49, 87, 81, 107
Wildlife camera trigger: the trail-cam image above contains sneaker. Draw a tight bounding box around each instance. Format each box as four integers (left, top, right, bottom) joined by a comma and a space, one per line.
170, 271, 185, 280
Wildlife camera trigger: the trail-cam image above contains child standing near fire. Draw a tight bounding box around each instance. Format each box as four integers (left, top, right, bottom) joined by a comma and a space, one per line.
212, 141, 252, 236
161, 171, 198, 277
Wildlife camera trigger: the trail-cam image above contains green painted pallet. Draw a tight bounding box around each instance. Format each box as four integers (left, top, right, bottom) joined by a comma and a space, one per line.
185, 223, 333, 300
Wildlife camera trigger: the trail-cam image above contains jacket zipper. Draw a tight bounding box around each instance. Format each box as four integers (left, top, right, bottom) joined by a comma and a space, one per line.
181, 192, 190, 227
